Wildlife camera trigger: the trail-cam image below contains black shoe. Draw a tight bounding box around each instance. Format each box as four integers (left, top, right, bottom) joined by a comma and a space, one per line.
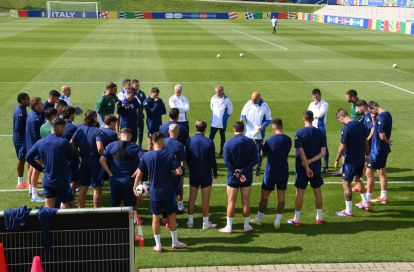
255, 168, 261, 176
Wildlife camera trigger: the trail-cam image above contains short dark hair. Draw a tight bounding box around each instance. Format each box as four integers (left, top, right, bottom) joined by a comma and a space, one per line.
132, 79, 140, 84
126, 88, 135, 95
271, 118, 283, 130
106, 82, 117, 90
355, 99, 367, 108
312, 88, 321, 96
336, 108, 348, 119
151, 87, 160, 94
104, 114, 117, 125
122, 79, 131, 86
62, 106, 76, 120
233, 121, 244, 133
84, 110, 97, 126
52, 117, 66, 129
120, 128, 132, 135
44, 108, 58, 121
17, 93, 29, 104
49, 90, 61, 98
367, 101, 380, 109
30, 97, 42, 110
303, 110, 314, 122
152, 131, 165, 143
169, 108, 179, 120
195, 120, 207, 133
346, 89, 358, 97
57, 99, 68, 107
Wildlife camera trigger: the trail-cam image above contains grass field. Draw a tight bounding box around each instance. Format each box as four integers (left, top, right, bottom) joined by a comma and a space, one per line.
0, 0, 317, 13
0, 17, 413, 269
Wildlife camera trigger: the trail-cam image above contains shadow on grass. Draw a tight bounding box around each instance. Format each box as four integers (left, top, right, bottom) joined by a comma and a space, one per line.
186, 244, 303, 254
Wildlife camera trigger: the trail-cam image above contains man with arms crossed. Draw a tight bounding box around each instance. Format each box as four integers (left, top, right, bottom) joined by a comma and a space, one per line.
220, 121, 257, 234
288, 111, 326, 226
186, 120, 218, 229
209, 85, 233, 157
251, 118, 292, 229
334, 109, 370, 217
134, 132, 187, 252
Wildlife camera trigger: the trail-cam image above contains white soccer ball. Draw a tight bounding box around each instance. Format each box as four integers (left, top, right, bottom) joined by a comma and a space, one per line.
217, 54, 221, 59
240, 53, 244, 58
135, 182, 150, 197
392, 64, 398, 69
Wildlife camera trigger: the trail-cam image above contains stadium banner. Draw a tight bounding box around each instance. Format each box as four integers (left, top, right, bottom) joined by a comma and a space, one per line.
108, 11, 117, 19
28, 10, 47, 18
298, 12, 413, 35
17, 10, 28, 17
9, 10, 18, 18
144, 12, 153, 19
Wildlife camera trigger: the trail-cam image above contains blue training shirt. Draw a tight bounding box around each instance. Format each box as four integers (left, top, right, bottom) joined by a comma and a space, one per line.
372, 111, 392, 155
71, 124, 100, 161
25, 110, 45, 151
97, 127, 118, 148
63, 121, 78, 141
103, 140, 142, 183
341, 121, 368, 166
117, 98, 139, 130
223, 134, 257, 183
13, 105, 27, 143
262, 134, 292, 180
159, 121, 189, 145
26, 134, 76, 188
165, 138, 186, 184
186, 133, 217, 182
364, 112, 374, 132
138, 148, 180, 201
143, 97, 166, 133
295, 126, 327, 175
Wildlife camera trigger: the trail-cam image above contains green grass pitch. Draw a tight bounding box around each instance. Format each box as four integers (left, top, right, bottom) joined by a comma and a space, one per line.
0, 18, 413, 268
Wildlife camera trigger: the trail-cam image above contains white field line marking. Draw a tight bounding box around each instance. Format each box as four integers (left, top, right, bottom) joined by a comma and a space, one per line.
304, 60, 322, 63
232, 29, 288, 50
0, 135, 12, 137
1, 181, 413, 193
0, 80, 380, 84
379, 81, 414, 95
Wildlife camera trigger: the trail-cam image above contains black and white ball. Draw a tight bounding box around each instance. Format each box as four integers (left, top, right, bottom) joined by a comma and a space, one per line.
135, 182, 150, 197
392, 64, 398, 69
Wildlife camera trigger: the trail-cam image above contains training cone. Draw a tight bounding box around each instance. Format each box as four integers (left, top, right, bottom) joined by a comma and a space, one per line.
134, 212, 144, 248
0, 244, 7, 272
30, 256, 44, 272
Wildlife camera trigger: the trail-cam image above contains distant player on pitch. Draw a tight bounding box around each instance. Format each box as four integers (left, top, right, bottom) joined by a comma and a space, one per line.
271, 16, 278, 34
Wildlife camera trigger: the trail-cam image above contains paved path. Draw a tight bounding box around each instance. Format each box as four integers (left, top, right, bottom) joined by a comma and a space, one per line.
140, 262, 414, 272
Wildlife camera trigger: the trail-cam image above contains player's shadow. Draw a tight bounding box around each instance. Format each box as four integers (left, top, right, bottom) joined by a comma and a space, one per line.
187, 244, 303, 254
387, 167, 412, 173
273, 219, 414, 236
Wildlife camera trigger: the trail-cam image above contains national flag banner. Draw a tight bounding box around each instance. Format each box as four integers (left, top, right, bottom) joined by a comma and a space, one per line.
245, 12, 255, 20
371, 19, 377, 29
396, 21, 401, 32
126, 12, 135, 19
10, 10, 18, 17
228, 12, 237, 19
384, 20, 389, 32
99, 11, 109, 19
17, 10, 28, 17
118, 12, 126, 19
400, 21, 406, 33
144, 12, 153, 19
368, 19, 372, 29
405, 22, 411, 34
135, 12, 144, 19
254, 12, 263, 19
108, 11, 117, 19
389, 21, 395, 32
376, 20, 383, 30
237, 12, 245, 19
317, 15, 324, 23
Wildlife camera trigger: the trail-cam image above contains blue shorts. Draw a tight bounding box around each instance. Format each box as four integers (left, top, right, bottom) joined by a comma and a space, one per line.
343, 163, 364, 182
295, 172, 323, 189
189, 175, 212, 189
174, 178, 183, 195
368, 152, 389, 170
43, 184, 74, 203
150, 197, 177, 216
78, 160, 103, 188
110, 178, 137, 207
14, 142, 26, 160
262, 177, 288, 191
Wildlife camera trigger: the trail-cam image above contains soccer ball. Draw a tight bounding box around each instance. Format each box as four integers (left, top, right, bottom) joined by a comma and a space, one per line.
240, 53, 244, 58
135, 182, 150, 197
217, 54, 221, 59
392, 64, 398, 69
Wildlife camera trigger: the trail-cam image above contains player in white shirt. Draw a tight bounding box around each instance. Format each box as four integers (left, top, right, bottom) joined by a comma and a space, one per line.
117, 79, 132, 101
169, 84, 190, 129
307, 88, 329, 173
271, 16, 278, 34
209, 85, 233, 157
60, 85, 72, 106
240, 91, 272, 176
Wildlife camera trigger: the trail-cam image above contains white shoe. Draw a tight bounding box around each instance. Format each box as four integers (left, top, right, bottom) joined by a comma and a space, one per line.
202, 222, 217, 229
172, 241, 187, 250
219, 226, 232, 234
31, 196, 44, 203
244, 224, 254, 233
187, 221, 193, 228
274, 223, 281, 230
250, 218, 262, 225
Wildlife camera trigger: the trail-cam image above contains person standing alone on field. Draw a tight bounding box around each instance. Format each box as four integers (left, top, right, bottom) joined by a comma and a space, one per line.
271, 16, 278, 34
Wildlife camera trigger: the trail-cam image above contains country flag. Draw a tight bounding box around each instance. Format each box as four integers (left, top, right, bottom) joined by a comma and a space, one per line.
135, 12, 144, 19
228, 12, 237, 19
118, 12, 126, 19
245, 12, 255, 20
263, 12, 271, 19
